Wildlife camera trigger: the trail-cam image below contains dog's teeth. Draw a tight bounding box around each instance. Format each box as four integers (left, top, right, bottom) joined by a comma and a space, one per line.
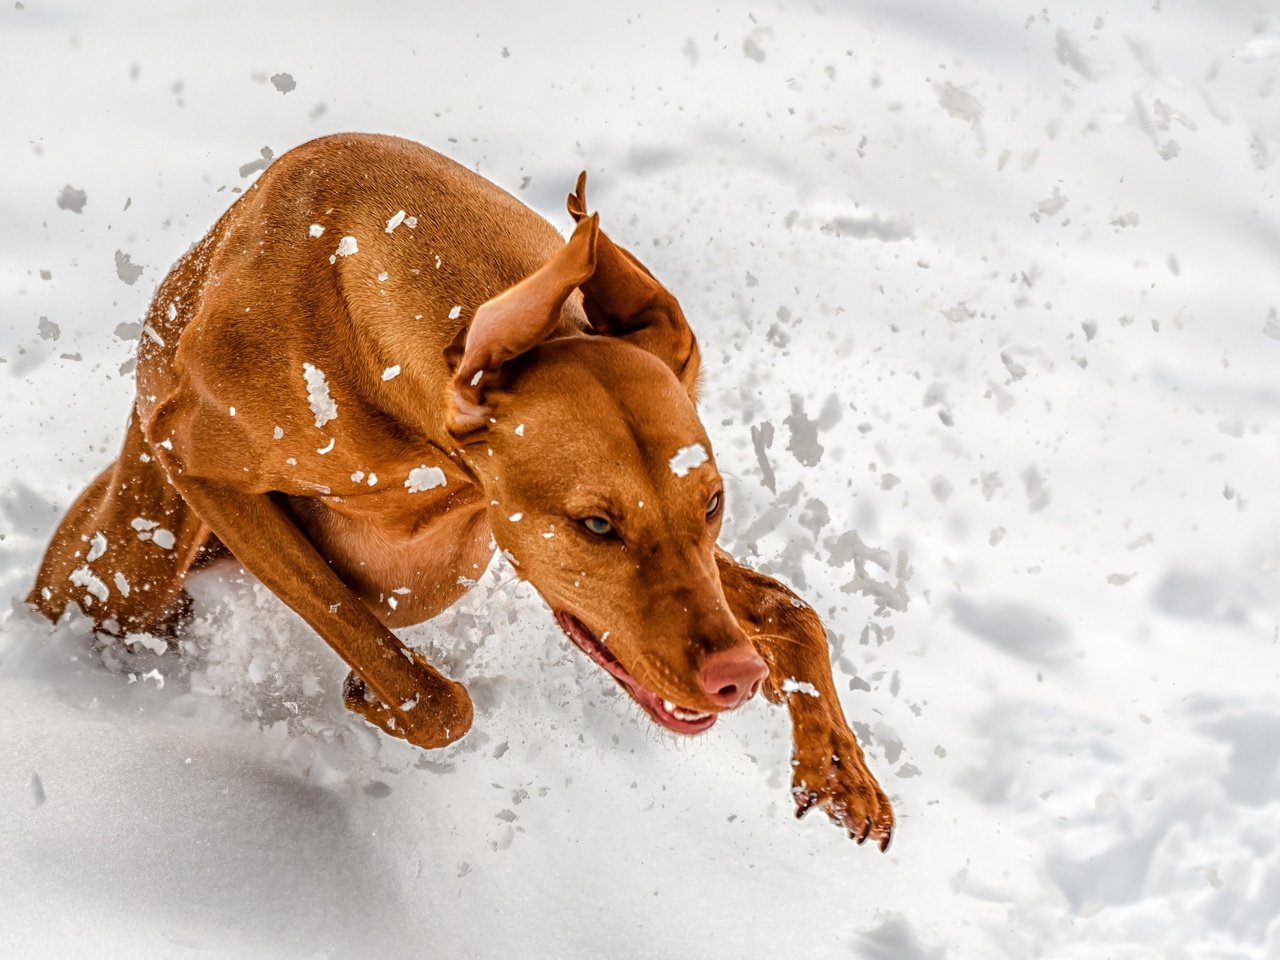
660, 699, 711, 722
672, 707, 711, 721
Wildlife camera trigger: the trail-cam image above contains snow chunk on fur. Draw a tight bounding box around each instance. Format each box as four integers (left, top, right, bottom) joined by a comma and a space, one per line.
669, 443, 708, 477
404, 466, 446, 492
301, 363, 338, 428
782, 677, 820, 698
69, 565, 109, 602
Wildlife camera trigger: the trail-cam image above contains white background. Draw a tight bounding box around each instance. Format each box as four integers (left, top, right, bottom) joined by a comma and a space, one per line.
1, 1, 1278, 958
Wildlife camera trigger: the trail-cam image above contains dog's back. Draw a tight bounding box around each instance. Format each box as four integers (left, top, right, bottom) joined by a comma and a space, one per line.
138, 134, 571, 429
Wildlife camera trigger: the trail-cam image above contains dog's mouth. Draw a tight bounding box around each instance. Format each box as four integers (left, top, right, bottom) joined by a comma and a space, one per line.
554, 611, 718, 735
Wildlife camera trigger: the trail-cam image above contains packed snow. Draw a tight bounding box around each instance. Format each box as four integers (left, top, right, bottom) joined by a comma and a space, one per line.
2, 1, 1279, 959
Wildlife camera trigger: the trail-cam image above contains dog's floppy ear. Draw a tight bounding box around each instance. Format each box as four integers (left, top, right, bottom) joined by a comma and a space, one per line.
447, 214, 599, 435
567, 173, 701, 399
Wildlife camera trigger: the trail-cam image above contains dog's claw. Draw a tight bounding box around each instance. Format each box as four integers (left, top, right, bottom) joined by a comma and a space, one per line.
856, 817, 872, 845
879, 825, 894, 853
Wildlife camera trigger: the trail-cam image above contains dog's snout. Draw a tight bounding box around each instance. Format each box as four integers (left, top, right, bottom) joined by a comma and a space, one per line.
697, 648, 768, 710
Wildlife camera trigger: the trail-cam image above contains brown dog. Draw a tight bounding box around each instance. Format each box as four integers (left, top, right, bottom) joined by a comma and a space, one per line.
28, 133, 893, 849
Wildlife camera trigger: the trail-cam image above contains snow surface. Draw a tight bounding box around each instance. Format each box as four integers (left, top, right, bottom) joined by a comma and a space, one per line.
2, 1, 1279, 958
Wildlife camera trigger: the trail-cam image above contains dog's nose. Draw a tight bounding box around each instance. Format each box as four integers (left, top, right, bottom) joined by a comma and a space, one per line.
697, 648, 768, 710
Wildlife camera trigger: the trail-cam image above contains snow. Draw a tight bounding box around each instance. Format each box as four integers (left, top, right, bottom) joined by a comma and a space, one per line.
67, 565, 109, 603
334, 236, 358, 258
668, 442, 709, 477
308, 223, 324, 238
381, 364, 400, 381
301, 362, 337, 428
3, 2, 1279, 959
781, 677, 820, 699
27, 772, 45, 807
55, 184, 86, 213
404, 465, 447, 493
385, 210, 406, 233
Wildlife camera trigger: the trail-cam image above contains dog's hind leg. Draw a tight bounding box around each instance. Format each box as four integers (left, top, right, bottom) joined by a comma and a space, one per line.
28, 408, 216, 638
715, 547, 895, 850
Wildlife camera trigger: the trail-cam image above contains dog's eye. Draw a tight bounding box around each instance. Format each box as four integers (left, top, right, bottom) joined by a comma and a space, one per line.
705, 493, 722, 518
582, 516, 613, 536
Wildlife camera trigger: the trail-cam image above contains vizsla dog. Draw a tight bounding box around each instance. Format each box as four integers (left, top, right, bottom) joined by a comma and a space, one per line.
29, 133, 893, 849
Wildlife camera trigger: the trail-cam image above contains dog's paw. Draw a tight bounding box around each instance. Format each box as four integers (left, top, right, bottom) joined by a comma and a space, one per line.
791, 728, 895, 852
342, 664, 473, 750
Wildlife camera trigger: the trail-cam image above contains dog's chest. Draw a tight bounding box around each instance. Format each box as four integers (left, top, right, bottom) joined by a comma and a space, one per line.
286, 485, 495, 628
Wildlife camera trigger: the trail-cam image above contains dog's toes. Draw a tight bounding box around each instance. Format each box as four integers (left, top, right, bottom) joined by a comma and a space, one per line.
793, 789, 818, 819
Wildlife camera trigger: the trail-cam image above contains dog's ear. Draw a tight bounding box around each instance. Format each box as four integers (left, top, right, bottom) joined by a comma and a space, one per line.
566, 174, 701, 400
447, 214, 599, 435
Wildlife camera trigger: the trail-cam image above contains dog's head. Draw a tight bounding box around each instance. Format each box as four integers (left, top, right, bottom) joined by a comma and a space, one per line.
444, 178, 766, 734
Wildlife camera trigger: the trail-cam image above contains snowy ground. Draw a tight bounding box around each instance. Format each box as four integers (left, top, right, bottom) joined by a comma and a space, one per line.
2, 1, 1279, 957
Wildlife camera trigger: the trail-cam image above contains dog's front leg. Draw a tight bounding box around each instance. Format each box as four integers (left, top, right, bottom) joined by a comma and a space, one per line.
170, 476, 473, 749
715, 549, 894, 850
